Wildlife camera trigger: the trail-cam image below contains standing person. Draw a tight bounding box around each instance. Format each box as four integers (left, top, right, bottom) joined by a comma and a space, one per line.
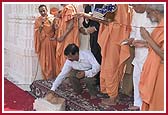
50, 5, 62, 63
98, 4, 132, 105
139, 4, 164, 111
75, 4, 91, 50
34, 5, 56, 79
122, 4, 157, 110
82, 4, 104, 88
55, 4, 79, 76
83, 4, 103, 64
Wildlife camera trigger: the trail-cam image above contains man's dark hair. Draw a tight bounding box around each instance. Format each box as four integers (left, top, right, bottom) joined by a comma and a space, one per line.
64, 43, 79, 56
38, 4, 47, 10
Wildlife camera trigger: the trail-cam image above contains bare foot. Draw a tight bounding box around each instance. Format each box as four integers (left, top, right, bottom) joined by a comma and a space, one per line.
101, 97, 117, 105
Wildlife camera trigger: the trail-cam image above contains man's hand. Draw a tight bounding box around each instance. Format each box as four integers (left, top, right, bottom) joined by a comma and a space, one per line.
140, 27, 150, 40
121, 38, 134, 45
87, 27, 97, 34
74, 12, 85, 18
132, 40, 148, 48
79, 27, 87, 35
39, 25, 44, 33
76, 71, 85, 79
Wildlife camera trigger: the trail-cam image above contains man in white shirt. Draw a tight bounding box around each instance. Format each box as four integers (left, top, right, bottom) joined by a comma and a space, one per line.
46, 43, 108, 102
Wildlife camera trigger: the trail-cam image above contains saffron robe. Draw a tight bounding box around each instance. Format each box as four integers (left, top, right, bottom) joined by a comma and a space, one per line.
98, 4, 132, 97
56, 4, 79, 76
34, 15, 56, 79
139, 19, 164, 111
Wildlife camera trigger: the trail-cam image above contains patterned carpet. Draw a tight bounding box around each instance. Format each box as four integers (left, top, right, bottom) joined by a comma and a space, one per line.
30, 79, 134, 111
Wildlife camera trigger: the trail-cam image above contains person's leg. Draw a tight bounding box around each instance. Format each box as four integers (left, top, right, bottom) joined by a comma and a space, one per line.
69, 70, 83, 94
133, 65, 142, 108
84, 77, 98, 99
121, 47, 134, 97
128, 64, 141, 111
94, 72, 100, 90
121, 73, 133, 97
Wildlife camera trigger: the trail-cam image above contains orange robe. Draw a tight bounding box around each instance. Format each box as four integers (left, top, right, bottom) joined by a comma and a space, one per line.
52, 17, 60, 59
139, 19, 164, 111
34, 15, 56, 80
56, 5, 79, 76
98, 4, 132, 97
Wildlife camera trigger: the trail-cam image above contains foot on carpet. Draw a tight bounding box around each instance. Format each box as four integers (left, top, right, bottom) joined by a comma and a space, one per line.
101, 97, 118, 105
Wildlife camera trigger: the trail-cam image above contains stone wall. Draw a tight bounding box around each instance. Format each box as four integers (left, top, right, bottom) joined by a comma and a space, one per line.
4, 4, 48, 90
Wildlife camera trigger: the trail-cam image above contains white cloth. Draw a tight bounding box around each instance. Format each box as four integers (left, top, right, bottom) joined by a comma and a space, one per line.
130, 11, 157, 108
131, 11, 156, 67
79, 33, 91, 50
91, 4, 95, 13
133, 64, 142, 108
75, 4, 90, 50
51, 50, 100, 91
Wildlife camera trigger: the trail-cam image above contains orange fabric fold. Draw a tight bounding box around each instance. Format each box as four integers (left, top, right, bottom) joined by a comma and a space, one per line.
139, 19, 164, 111
56, 5, 79, 76
98, 4, 132, 97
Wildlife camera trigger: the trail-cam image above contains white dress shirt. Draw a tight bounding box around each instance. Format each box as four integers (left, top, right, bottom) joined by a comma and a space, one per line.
130, 11, 156, 69
51, 50, 100, 91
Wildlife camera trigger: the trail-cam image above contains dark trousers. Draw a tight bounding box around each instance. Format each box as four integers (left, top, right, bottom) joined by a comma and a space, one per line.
69, 70, 98, 96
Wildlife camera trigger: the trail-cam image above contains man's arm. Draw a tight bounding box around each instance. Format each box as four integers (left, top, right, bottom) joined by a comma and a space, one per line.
57, 19, 74, 42
140, 27, 164, 60
84, 51, 100, 77
51, 60, 72, 91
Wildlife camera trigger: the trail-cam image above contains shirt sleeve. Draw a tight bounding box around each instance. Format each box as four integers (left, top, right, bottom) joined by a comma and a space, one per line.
51, 60, 72, 91
84, 51, 100, 77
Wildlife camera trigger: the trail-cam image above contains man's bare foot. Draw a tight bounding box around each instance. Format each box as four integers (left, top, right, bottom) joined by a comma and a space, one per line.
101, 97, 117, 105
